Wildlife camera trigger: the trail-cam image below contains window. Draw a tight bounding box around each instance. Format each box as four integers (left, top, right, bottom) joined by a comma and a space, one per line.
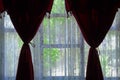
0, 0, 120, 80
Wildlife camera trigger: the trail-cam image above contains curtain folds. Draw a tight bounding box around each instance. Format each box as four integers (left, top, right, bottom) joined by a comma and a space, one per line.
65, 0, 120, 80
2, 0, 53, 80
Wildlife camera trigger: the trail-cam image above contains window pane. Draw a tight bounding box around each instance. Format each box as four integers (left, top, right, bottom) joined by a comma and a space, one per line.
43, 48, 81, 76
43, 17, 80, 45
51, 0, 65, 14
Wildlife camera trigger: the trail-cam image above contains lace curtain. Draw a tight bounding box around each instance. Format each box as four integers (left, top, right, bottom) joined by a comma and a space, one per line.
0, 0, 120, 80
99, 9, 120, 79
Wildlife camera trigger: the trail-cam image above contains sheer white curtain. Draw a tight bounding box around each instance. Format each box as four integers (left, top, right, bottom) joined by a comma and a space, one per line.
0, 12, 5, 80
0, 1, 120, 80
99, 9, 120, 80
3, 12, 22, 80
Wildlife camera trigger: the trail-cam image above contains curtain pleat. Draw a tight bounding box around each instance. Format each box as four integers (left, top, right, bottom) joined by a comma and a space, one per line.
16, 44, 34, 80
86, 48, 103, 80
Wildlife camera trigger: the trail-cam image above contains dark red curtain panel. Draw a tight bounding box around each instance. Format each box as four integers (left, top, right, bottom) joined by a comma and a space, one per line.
65, 0, 120, 80
3, 0, 53, 80
0, 0, 4, 12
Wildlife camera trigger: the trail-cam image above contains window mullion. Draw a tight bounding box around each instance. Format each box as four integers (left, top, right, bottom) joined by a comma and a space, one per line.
39, 24, 44, 80
80, 33, 85, 79
65, 16, 68, 78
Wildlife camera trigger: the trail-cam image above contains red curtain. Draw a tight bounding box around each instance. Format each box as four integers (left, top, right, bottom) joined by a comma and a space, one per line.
2, 0, 53, 80
0, 0, 4, 12
65, 0, 120, 80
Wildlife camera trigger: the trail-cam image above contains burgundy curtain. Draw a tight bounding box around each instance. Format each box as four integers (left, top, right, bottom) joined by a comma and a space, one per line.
2, 0, 53, 80
0, 0, 4, 12
65, 0, 120, 80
